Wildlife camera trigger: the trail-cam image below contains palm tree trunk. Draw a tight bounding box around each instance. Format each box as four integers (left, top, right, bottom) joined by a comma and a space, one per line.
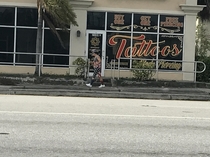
35, 0, 43, 76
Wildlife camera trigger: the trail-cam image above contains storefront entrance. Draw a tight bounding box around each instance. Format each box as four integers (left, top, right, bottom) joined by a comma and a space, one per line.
86, 30, 106, 76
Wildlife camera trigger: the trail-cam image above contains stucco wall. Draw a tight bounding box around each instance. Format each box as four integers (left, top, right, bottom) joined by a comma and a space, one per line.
70, 9, 87, 75
0, 66, 70, 75
92, 0, 186, 11
0, 0, 187, 11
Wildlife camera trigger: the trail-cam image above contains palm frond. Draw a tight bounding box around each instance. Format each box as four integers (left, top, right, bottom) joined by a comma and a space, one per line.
43, 0, 78, 31
43, 13, 66, 48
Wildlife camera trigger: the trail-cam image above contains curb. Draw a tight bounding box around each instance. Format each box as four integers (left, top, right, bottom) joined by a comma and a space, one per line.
0, 88, 210, 101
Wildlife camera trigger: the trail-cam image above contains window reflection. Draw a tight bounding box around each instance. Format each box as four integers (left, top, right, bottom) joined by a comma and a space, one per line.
0, 53, 13, 63
43, 55, 69, 67
0, 27, 14, 52
16, 28, 37, 53
17, 8, 37, 27
43, 29, 70, 66
0, 7, 15, 26
15, 54, 36, 64
0, 6, 71, 67
87, 12, 105, 30
44, 29, 69, 55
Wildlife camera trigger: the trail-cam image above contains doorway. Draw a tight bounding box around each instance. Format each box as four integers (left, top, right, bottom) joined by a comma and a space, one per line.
86, 30, 106, 76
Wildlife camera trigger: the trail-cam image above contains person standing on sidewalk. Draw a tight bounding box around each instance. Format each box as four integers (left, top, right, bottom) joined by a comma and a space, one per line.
86, 50, 105, 88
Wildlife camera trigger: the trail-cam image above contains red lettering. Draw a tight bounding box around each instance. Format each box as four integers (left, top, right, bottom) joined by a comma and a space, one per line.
150, 46, 157, 56
116, 39, 126, 59
136, 41, 146, 57
171, 44, 181, 56
109, 36, 117, 45
108, 35, 182, 59
134, 35, 145, 40
161, 46, 170, 57
132, 47, 137, 57
143, 40, 152, 56
124, 47, 131, 58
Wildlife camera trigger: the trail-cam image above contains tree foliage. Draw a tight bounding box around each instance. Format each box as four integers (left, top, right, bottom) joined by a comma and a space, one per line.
195, 18, 210, 82
42, 0, 78, 27
38, 0, 78, 47
198, 0, 210, 21
195, 18, 210, 57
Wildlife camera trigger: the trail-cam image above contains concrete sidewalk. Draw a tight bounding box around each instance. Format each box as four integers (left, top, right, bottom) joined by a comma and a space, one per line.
0, 84, 210, 101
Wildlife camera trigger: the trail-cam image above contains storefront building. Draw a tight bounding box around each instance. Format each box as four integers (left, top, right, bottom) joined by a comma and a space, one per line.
0, 0, 205, 81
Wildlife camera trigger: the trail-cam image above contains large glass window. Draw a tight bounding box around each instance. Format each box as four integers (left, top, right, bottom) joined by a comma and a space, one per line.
43, 29, 70, 66
106, 32, 131, 68
44, 29, 70, 55
16, 28, 37, 53
158, 35, 183, 70
158, 35, 183, 60
43, 55, 69, 66
0, 7, 15, 64
133, 14, 158, 33
107, 12, 132, 31
0, 53, 13, 63
87, 12, 105, 30
17, 8, 37, 27
132, 33, 157, 59
0, 7, 15, 26
158, 15, 184, 71
0, 6, 71, 67
87, 12, 184, 70
159, 15, 184, 34
15, 54, 36, 65
0, 27, 14, 52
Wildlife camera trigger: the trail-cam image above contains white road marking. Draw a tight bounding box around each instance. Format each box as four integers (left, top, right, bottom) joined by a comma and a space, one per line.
0, 95, 210, 109
0, 111, 210, 120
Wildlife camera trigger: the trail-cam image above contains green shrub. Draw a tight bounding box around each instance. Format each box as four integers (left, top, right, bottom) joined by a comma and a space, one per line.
72, 57, 87, 78
131, 60, 155, 81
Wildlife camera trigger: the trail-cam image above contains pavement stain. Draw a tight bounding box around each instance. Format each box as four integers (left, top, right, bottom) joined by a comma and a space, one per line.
182, 111, 193, 113
0, 132, 10, 135
142, 105, 157, 108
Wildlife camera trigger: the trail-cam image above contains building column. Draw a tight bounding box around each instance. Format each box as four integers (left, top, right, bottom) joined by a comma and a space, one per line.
183, 14, 197, 81
180, 4, 205, 81
69, 0, 94, 75
69, 9, 87, 75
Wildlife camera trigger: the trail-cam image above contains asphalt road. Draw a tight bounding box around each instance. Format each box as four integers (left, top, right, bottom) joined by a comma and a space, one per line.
0, 95, 210, 157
